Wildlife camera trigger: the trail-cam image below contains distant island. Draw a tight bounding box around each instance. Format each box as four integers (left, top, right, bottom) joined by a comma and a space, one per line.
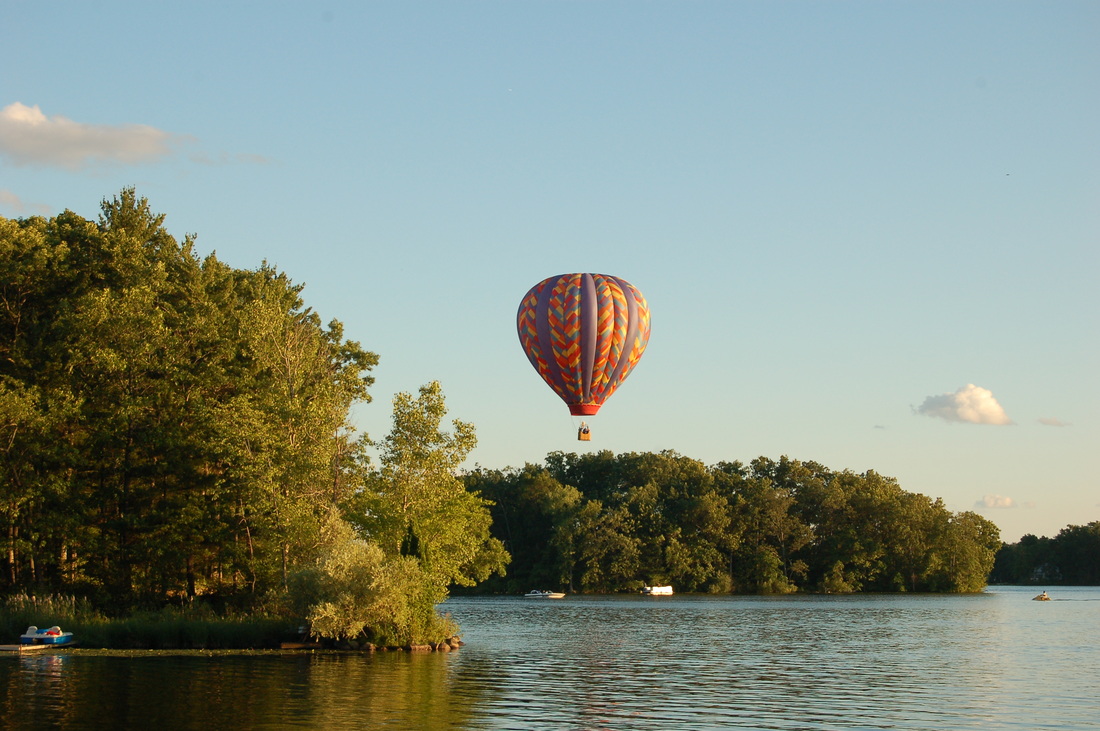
466, 452, 1001, 595
990, 523, 1100, 585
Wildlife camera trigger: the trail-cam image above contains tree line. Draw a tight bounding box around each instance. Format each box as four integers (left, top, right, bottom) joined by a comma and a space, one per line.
0, 191, 506, 644
467, 450, 1003, 594
991, 522, 1100, 585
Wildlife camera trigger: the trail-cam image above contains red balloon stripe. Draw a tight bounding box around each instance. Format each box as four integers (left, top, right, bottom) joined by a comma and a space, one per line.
517, 273, 650, 416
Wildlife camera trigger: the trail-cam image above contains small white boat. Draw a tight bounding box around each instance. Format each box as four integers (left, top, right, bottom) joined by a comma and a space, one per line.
524, 590, 566, 599
1033, 592, 1051, 601
19, 626, 76, 646
640, 585, 674, 596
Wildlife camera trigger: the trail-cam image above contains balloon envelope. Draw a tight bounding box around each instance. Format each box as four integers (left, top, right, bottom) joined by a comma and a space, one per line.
517, 273, 651, 416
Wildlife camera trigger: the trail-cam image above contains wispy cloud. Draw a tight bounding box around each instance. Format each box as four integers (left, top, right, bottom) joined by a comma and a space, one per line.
976, 494, 1016, 509
189, 151, 273, 166
915, 384, 1013, 425
0, 102, 187, 170
0, 189, 51, 216
1038, 417, 1070, 427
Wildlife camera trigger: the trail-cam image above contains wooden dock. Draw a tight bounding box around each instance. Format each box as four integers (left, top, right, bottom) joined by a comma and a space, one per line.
1, 643, 48, 653
0, 642, 78, 653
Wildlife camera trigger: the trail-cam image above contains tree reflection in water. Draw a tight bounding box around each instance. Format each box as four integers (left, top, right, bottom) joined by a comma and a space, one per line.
0, 651, 488, 730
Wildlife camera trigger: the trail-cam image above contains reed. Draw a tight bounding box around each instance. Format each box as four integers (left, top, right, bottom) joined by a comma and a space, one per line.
75, 611, 297, 649
1, 594, 297, 649
0, 592, 100, 637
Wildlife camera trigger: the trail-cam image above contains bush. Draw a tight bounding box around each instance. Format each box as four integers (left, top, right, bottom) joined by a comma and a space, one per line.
288, 516, 458, 646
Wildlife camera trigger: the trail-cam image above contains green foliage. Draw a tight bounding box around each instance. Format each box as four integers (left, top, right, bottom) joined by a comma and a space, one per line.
0, 190, 377, 610
992, 522, 1100, 585
1, 191, 503, 647
348, 382, 509, 590
1051, 523, 1100, 585
286, 511, 456, 645
472, 452, 1002, 594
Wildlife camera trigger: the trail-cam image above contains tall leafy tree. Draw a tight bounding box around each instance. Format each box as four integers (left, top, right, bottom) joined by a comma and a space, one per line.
0, 190, 379, 609
350, 381, 508, 589
1052, 523, 1100, 585
469, 465, 584, 592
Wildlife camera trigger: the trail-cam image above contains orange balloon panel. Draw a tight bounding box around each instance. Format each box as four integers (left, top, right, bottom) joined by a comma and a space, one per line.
517, 273, 650, 415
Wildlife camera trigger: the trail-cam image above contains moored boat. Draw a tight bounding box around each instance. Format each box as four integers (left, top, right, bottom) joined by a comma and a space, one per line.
640, 585, 674, 596
524, 590, 566, 599
19, 626, 76, 646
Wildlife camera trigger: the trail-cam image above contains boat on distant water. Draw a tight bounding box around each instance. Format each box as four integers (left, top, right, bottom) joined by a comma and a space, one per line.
1033, 591, 1052, 601
18, 626, 76, 646
641, 585, 674, 596
524, 590, 566, 599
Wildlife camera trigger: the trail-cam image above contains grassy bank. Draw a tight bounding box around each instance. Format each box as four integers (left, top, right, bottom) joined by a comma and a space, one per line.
2, 593, 298, 650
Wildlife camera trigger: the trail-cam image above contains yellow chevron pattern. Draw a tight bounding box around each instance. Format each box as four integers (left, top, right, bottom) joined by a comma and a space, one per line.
518, 273, 650, 415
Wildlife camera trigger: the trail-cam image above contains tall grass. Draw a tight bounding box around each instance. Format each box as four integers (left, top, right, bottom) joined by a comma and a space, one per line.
0, 593, 98, 639
1, 593, 298, 649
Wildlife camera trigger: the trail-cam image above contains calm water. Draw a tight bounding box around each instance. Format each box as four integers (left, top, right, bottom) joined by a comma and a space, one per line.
2, 586, 1097, 730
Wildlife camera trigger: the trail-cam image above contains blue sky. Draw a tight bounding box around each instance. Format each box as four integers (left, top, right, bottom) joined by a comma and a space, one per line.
2, 1, 1097, 543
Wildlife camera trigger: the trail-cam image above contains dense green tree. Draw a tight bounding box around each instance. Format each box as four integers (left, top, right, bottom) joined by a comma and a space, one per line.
287, 381, 510, 644
994, 523, 1099, 585
348, 381, 508, 590
469, 465, 569, 591
471, 453, 1003, 595
991, 533, 1058, 583
0, 191, 378, 610
929, 511, 1001, 592
1051, 523, 1100, 585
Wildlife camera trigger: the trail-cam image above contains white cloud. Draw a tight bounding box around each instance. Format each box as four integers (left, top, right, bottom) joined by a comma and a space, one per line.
0, 189, 51, 216
0, 102, 184, 170
977, 494, 1016, 509
915, 384, 1013, 425
1038, 417, 1070, 427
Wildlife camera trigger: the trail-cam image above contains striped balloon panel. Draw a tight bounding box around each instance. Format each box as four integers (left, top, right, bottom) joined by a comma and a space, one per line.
517, 273, 650, 415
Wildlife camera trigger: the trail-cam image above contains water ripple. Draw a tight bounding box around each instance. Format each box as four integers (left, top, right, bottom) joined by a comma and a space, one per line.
1, 588, 1097, 729
442, 590, 1100, 730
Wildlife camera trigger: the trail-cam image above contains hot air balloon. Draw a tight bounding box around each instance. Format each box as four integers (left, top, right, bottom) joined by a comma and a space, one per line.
517, 273, 650, 436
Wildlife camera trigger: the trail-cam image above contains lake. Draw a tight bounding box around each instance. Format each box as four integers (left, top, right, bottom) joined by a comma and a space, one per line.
2, 586, 1096, 729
